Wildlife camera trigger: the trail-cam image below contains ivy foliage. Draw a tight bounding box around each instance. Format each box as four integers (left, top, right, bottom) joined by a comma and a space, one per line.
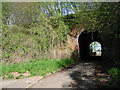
2, 16, 69, 63
2, 2, 120, 63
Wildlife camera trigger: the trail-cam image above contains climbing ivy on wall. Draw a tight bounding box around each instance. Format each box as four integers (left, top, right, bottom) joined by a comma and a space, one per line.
2, 2, 120, 63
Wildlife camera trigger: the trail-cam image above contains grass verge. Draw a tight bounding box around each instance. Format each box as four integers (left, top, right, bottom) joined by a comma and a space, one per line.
1, 59, 77, 79
103, 60, 120, 88
107, 67, 120, 88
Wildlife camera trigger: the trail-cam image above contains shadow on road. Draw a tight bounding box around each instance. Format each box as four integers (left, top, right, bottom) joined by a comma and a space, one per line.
69, 71, 96, 89
62, 60, 111, 89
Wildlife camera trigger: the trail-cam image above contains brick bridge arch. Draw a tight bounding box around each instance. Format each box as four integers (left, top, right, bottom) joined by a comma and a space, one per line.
77, 31, 103, 60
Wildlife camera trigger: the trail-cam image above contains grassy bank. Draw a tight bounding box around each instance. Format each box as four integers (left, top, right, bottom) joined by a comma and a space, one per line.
107, 61, 120, 88
1, 59, 77, 79
102, 60, 120, 88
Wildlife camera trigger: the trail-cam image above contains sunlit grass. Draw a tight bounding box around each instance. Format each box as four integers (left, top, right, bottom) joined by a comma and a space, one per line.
1, 59, 77, 79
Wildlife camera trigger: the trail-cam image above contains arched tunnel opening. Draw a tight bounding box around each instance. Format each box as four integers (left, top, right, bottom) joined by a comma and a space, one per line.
78, 31, 103, 61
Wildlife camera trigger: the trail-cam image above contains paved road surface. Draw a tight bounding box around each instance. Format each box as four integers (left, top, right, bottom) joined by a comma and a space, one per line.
30, 62, 97, 89
1, 61, 109, 89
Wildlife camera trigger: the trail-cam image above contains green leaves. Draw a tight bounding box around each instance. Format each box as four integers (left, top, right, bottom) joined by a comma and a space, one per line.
2, 14, 69, 63
107, 67, 120, 88
108, 67, 120, 78
2, 59, 76, 79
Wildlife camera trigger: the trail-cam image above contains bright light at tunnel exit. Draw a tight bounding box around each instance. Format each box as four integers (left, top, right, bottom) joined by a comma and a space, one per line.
89, 41, 102, 56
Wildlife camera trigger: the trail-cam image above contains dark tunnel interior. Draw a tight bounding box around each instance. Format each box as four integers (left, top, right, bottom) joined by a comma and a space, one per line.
78, 31, 103, 61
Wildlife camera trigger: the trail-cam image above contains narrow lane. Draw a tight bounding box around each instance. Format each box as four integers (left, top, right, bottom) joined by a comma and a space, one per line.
30, 61, 98, 89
